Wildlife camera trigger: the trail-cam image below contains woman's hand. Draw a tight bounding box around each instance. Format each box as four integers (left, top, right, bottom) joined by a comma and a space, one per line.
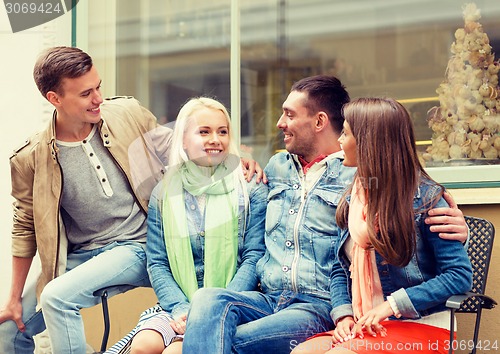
352, 301, 392, 339
169, 313, 187, 334
331, 316, 355, 344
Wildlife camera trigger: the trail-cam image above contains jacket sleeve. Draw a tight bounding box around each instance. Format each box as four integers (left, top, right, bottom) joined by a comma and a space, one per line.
226, 178, 268, 291
10, 149, 37, 258
329, 229, 354, 324
146, 183, 190, 319
132, 99, 172, 167
391, 197, 473, 318
125, 98, 172, 205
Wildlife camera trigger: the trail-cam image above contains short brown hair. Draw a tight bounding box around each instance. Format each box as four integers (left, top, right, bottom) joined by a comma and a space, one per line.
291, 75, 350, 135
33, 46, 93, 98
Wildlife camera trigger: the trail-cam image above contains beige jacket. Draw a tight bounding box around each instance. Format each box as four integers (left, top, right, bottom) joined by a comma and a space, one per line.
9, 96, 172, 299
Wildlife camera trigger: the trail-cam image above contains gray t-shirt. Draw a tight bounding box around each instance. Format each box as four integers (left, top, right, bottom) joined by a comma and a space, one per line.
57, 125, 147, 250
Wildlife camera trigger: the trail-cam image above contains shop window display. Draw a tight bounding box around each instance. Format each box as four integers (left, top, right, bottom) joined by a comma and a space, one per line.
426, 3, 500, 165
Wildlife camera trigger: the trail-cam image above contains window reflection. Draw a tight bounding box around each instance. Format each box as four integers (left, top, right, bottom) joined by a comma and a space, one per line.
89, 0, 500, 168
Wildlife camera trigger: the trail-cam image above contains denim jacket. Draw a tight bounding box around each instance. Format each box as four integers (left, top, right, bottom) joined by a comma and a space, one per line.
146, 173, 267, 319
256, 152, 355, 302
330, 177, 473, 323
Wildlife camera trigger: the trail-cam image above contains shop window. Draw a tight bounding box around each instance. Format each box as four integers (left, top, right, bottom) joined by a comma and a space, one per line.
84, 0, 500, 186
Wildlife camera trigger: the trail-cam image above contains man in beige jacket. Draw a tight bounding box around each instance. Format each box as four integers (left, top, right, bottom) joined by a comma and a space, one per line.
0, 46, 261, 354
0, 46, 174, 354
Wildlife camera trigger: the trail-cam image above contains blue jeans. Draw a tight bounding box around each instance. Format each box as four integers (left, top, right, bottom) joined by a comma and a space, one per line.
0, 241, 150, 354
183, 288, 334, 354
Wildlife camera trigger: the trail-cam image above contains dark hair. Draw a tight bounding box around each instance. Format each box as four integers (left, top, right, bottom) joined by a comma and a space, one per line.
33, 46, 93, 98
336, 97, 444, 267
291, 75, 350, 134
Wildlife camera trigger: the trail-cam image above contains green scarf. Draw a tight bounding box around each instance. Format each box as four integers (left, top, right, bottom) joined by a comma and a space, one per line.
162, 156, 240, 301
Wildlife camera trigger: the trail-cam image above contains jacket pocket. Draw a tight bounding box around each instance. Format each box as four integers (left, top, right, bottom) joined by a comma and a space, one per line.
312, 187, 344, 206
265, 185, 289, 234
303, 187, 344, 235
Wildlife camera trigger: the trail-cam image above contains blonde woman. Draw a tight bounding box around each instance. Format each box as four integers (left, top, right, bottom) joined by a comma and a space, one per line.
130, 97, 267, 354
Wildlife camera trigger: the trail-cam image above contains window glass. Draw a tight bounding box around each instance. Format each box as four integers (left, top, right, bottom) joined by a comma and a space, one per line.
87, 0, 500, 178
113, 0, 232, 128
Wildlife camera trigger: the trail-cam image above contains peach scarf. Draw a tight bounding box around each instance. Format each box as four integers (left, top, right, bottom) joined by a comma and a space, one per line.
347, 178, 384, 320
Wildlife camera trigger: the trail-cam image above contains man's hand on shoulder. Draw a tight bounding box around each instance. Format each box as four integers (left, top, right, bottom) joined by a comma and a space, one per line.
241, 157, 267, 184
425, 192, 468, 243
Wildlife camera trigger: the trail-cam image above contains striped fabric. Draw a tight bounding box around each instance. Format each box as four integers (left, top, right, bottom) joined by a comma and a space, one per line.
133, 312, 182, 347
104, 304, 163, 354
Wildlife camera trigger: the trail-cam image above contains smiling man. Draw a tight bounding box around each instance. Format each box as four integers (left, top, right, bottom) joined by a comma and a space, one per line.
0, 46, 173, 354
0, 46, 265, 354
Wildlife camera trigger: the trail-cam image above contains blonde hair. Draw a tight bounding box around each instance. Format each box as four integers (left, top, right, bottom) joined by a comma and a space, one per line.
168, 97, 240, 168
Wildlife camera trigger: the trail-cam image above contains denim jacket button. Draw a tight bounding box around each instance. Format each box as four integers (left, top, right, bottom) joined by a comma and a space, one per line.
285, 240, 293, 248
282, 266, 289, 272
292, 184, 299, 190
288, 209, 295, 215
